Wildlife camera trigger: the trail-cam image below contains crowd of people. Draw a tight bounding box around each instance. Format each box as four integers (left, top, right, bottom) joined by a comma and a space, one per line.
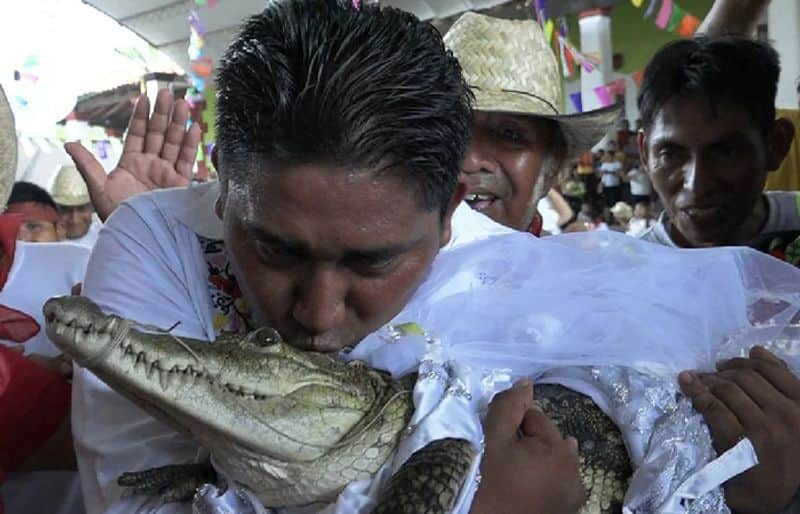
1, 0, 799, 512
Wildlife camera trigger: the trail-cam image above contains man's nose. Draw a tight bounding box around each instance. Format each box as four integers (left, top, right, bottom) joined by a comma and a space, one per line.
461, 131, 500, 178
681, 155, 716, 199
292, 265, 346, 335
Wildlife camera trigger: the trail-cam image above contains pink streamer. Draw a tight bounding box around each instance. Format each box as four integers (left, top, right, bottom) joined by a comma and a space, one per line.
594, 85, 613, 107
656, 0, 673, 29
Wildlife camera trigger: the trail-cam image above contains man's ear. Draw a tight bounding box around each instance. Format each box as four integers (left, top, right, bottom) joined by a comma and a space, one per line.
637, 130, 650, 173
767, 118, 795, 171
211, 145, 226, 221
440, 182, 467, 248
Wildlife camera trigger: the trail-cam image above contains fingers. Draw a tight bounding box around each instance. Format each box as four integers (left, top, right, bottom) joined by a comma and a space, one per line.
484, 380, 534, 441
160, 99, 191, 164
175, 123, 202, 180
713, 368, 790, 412
749, 346, 786, 366
717, 352, 800, 402
123, 95, 150, 154
65, 142, 105, 192
520, 406, 565, 445
144, 89, 174, 155
680, 371, 747, 452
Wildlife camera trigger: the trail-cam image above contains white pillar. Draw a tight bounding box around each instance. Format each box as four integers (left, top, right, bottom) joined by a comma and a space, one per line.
579, 8, 614, 113
768, 0, 800, 109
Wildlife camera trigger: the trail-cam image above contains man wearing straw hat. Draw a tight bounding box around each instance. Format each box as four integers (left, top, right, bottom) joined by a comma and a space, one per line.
51, 164, 102, 248
443, 12, 620, 234
0, 85, 88, 513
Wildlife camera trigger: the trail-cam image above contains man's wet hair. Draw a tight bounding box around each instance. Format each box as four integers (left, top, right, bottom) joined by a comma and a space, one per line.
7, 181, 58, 211
216, 0, 472, 213
638, 36, 779, 139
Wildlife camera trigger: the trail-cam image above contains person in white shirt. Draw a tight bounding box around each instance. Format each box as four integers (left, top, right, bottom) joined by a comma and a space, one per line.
51, 164, 102, 248
626, 165, 652, 206
68, 5, 586, 513
598, 153, 623, 208
627, 202, 655, 238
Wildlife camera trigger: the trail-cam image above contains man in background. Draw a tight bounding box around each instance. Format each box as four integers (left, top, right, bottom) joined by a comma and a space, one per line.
444, 13, 619, 234
51, 165, 101, 248
5, 182, 63, 242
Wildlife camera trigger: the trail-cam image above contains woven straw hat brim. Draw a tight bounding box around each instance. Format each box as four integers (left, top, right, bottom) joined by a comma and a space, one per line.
472, 87, 623, 160
445, 12, 623, 161
0, 86, 16, 207
53, 195, 91, 207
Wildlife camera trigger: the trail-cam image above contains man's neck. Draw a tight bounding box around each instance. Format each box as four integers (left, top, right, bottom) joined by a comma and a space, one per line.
668, 196, 769, 248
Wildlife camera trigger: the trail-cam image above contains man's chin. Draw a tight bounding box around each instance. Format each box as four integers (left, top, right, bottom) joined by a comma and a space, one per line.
677, 225, 731, 248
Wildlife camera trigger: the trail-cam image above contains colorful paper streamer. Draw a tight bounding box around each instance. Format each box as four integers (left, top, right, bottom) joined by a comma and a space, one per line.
667, 3, 685, 32
569, 92, 583, 113
594, 85, 613, 108
644, 0, 659, 18
677, 13, 700, 38
656, 0, 674, 29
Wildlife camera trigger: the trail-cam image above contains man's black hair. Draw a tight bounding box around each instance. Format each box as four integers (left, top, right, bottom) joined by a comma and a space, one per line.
638, 36, 780, 138
7, 181, 58, 211
215, 0, 472, 213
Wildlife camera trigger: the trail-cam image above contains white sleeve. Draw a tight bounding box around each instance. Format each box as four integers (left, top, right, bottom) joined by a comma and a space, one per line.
72, 199, 209, 514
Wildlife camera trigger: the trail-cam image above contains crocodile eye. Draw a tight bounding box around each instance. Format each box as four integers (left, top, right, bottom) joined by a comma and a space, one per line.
245, 327, 283, 349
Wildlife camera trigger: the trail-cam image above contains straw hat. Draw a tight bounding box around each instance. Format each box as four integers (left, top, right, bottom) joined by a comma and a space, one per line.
0, 85, 16, 207
51, 164, 90, 207
610, 201, 633, 221
444, 12, 621, 161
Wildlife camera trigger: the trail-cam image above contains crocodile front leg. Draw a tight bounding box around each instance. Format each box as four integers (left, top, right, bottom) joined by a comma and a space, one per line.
373, 438, 476, 514
118, 461, 218, 504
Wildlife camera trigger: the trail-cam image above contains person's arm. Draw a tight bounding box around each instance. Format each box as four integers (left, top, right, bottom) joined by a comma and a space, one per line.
470, 381, 586, 514
698, 0, 770, 37
679, 346, 800, 514
72, 199, 209, 514
546, 189, 575, 228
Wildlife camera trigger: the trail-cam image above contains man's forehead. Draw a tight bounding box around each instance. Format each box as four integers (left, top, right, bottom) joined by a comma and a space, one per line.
647, 97, 758, 141
475, 110, 556, 130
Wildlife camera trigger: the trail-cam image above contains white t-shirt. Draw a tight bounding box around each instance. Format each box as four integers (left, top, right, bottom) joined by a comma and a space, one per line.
627, 168, 652, 196
0, 241, 89, 514
627, 217, 654, 238
537, 196, 562, 235
600, 161, 622, 188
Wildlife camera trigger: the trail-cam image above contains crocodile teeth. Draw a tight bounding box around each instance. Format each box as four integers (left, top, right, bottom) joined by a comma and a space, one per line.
167, 367, 181, 390
147, 361, 159, 380
134, 352, 146, 370
159, 368, 169, 392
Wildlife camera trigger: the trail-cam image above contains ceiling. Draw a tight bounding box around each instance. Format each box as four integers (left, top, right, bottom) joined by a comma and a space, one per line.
83, 0, 513, 76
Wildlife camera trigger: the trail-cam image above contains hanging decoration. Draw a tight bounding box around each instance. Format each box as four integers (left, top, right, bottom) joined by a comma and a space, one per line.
569, 92, 583, 113
634, 0, 700, 38
185, 2, 218, 108
530, 0, 601, 78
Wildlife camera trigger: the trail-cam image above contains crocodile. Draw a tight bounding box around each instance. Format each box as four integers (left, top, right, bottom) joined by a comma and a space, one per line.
44, 296, 631, 513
